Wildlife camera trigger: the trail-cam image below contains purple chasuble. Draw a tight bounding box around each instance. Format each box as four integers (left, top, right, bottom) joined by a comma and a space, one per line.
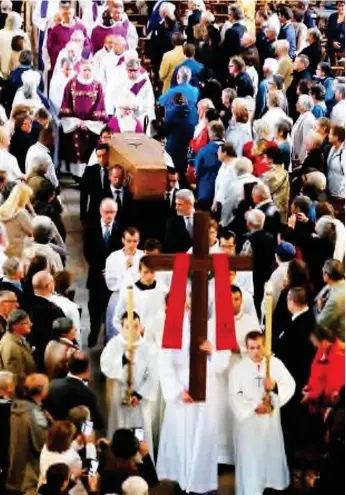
47, 22, 89, 68
91, 25, 122, 54
107, 117, 144, 133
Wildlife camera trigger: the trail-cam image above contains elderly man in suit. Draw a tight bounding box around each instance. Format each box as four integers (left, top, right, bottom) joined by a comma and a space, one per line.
0, 291, 20, 338
80, 143, 111, 223
159, 32, 186, 93
28, 272, 65, 372
251, 182, 281, 241
83, 198, 123, 348
223, 6, 247, 74
105, 165, 134, 228
165, 189, 194, 253
292, 95, 316, 164
0, 310, 37, 393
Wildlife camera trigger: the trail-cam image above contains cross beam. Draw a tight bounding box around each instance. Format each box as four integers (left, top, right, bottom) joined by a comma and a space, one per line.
142, 211, 253, 401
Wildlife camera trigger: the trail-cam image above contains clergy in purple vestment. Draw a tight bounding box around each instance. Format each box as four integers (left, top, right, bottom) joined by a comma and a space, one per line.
91, 8, 122, 54
47, 4, 90, 69
59, 59, 108, 177
108, 92, 144, 133
109, 2, 138, 49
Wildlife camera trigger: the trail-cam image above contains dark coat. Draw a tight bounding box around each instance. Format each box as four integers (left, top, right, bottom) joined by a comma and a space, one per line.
275, 309, 316, 392
45, 376, 104, 429
103, 186, 134, 227
164, 103, 195, 173
243, 229, 276, 315
164, 215, 192, 253
278, 22, 297, 59
300, 41, 323, 76
83, 218, 123, 289
0, 278, 27, 311
9, 129, 36, 173
287, 69, 312, 119
304, 236, 335, 294
0, 398, 12, 488
27, 296, 65, 372
257, 200, 282, 240
224, 22, 247, 60
186, 9, 201, 43
229, 71, 254, 98
80, 164, 110, 222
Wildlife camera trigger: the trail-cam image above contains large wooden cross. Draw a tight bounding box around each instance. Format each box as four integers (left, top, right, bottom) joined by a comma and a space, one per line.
143, 211, 253, 401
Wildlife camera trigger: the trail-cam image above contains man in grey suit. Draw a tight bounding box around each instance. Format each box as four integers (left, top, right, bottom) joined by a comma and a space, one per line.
315, 259, 345, 340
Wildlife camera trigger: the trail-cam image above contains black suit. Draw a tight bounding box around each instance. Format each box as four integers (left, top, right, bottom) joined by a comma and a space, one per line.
164, 215, 192, 253
27, 296, 65, 372
300, 41, 322, 76
83, 219, 123, 345
257, 201, 281, 240
104, 185, 134, 227
287, 69, 312, 119
45, 376, 104, 429
224, 22, 247, 60
276, 309, 316, 465
80, 164, 110, 222
243, 229, 276, 316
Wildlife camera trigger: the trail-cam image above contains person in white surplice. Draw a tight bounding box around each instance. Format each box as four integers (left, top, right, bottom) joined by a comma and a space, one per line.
156, 313, 229, 494
100, 311, 158, 459
229, 331, 296, 495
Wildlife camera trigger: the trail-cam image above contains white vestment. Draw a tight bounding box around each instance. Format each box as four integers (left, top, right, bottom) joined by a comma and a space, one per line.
101, 51, 127, 90
157, 317, 229, 493
216, 310, 261, 464
100, 334, 158, 458
229, 356, 295, 495
49, 72, 74, 114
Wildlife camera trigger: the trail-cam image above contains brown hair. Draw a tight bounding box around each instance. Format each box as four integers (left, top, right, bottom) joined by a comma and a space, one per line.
46, 421, 76, 453
331, 125, 345, 143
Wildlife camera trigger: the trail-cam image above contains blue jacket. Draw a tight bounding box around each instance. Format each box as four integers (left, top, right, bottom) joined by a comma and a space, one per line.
171, 58, 204, 88
195, 140, 223, 201
255, 79, 269, 119
312, 103, 327, 119
278, 22, 297, 59
146, 0, 165, 34
158, 83, 199, 123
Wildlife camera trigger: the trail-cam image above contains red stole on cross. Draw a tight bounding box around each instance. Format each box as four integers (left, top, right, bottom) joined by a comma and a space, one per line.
162, 253, 237, 350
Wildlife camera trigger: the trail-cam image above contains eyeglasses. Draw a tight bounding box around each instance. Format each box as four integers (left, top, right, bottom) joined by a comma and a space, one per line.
3, 300, 19, 304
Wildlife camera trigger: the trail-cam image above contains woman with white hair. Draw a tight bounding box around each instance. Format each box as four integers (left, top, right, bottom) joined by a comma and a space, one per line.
225, 98, 252, 156
262, 90, 293, 139
0, 11, 30, 78
291, 94, 316, 163
12, 70, 44, 115
122, 476, 149, 495
243, 118, 279, 176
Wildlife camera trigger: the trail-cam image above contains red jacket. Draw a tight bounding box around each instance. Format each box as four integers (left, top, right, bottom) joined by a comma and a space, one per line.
243, 140, 278, 177
307, 339, 345, 403
189, 126, 209, 154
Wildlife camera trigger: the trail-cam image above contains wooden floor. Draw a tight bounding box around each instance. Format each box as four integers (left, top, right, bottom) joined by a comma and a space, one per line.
62, 185, 313, 494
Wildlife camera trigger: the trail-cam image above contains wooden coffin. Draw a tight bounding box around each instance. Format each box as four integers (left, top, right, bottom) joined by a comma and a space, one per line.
109, 133, 167, 200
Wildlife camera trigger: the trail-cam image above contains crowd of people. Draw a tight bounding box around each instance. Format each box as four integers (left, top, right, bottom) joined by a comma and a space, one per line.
0, 0, 345, 494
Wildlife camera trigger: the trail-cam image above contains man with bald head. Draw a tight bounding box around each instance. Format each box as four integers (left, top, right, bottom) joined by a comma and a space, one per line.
28, 271, 64, 371
84, 197, 123, 347
7, 374, 50, 494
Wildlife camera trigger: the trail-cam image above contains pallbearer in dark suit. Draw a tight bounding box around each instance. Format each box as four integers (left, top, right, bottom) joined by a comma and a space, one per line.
105, 165, 134, 227
164, 189, 194, 253
83, 198, 123, 347
164, 168, 179, 217
80, 143, 111, 223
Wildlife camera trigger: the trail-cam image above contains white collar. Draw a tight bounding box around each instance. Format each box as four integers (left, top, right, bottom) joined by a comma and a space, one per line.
77, 76, 93, 85
67, 372, 83, 381
292, 306, 309, 321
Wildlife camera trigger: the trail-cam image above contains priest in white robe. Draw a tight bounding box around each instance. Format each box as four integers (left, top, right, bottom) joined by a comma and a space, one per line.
229, 331, 295, 495
106, 53, 155, 134
100, 35, 127, 89
49, 58, 75, 114
157, 314, 229, 494
100, 311, 158, 459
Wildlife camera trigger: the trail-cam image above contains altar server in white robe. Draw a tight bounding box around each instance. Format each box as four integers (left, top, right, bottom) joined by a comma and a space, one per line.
49, 58, 75, 114
216, 284, 260, 465
157, 314, 229, 494
100, 311, 158, 459
113, 257, 167, 336
229, 331, 295, 495
105, 227, 144, 339
229, 271, 258, 322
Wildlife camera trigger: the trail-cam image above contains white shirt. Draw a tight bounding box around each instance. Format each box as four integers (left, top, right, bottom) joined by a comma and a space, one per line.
0, 148, 24, 181
49, 293, 81, 344
105, 248, 144, 292
331, 99, 346, 126
25, 142, 59, 188
214, 161, 237, 204
110, 186, 124, 205
291, 306, 309, 321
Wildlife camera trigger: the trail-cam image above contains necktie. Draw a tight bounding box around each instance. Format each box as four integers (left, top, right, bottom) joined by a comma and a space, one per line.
185, 217, 193, 238
100, 168, 105, 189
166, 191, 171, 208
40, 0, 48, 18
115, 190, 122, 210
104, 225, 111, 246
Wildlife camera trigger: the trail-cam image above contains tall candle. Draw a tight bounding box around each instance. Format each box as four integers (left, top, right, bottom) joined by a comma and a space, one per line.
264, 281, 273, 357
127, 285, 135, 344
